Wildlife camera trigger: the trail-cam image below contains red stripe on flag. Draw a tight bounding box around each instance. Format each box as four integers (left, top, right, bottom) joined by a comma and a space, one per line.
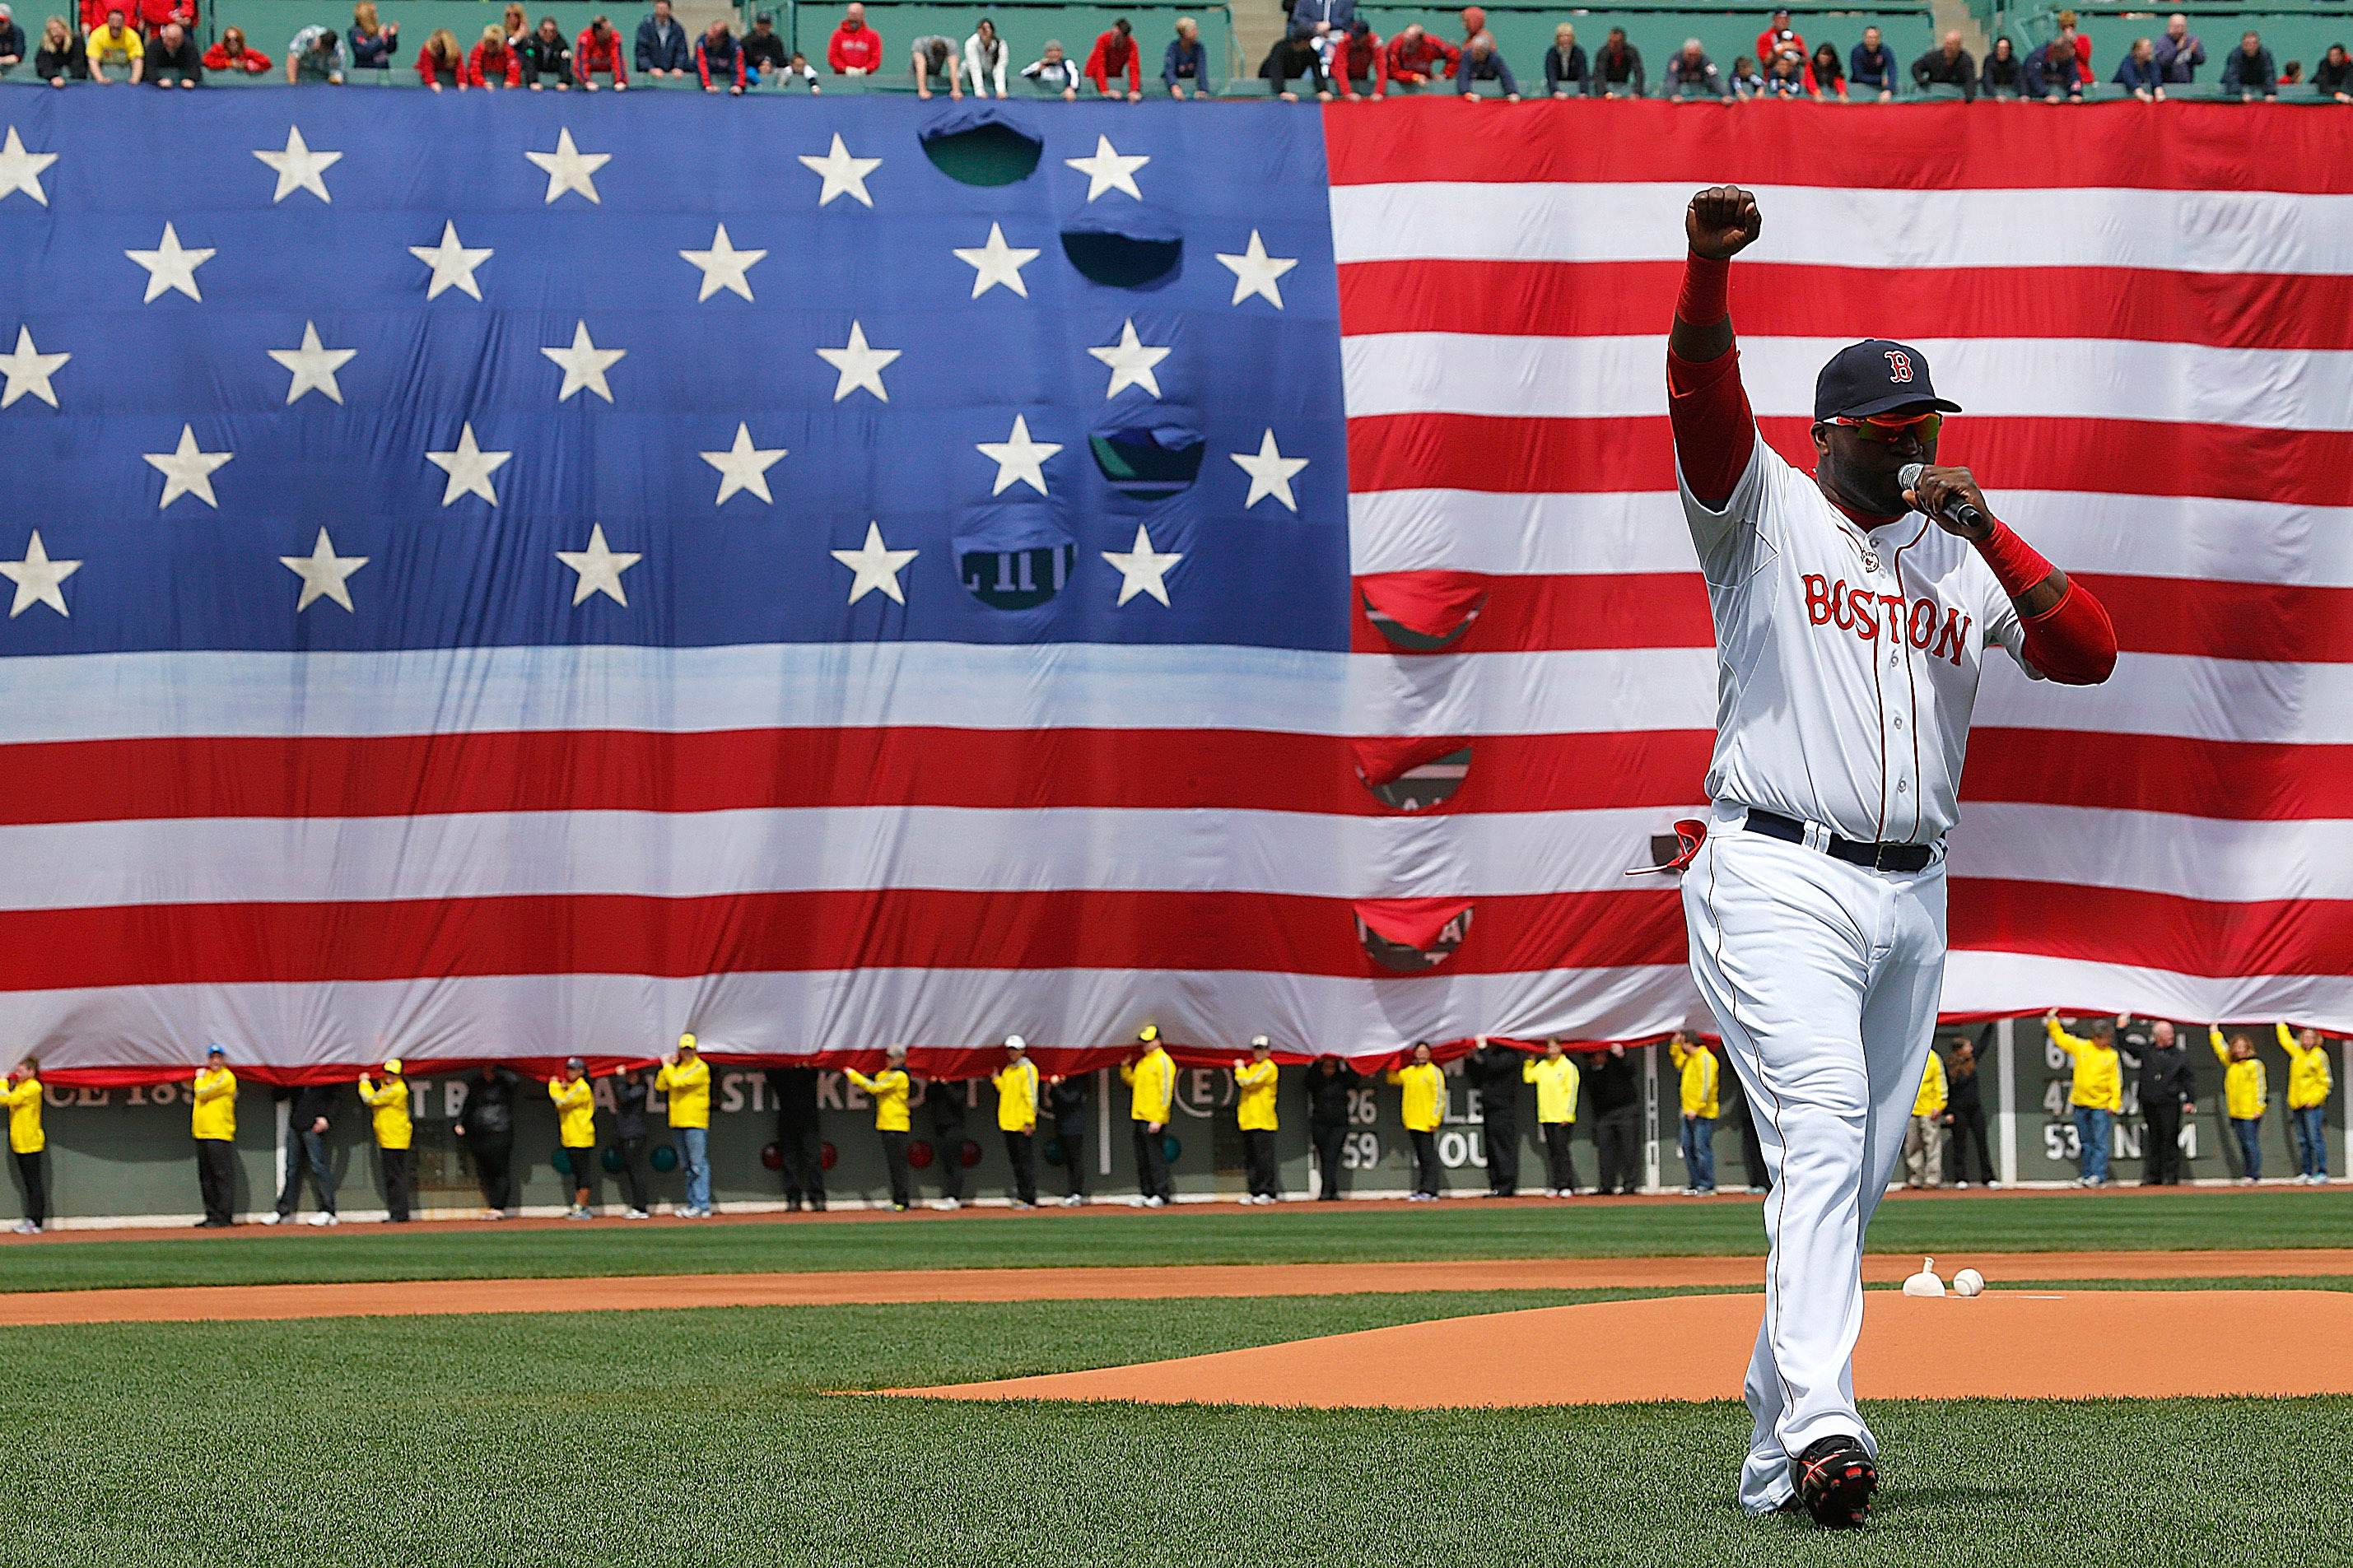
1336, 258, 2353, 353
1321, 96, 2353, 194
1349, 571, 1713, 653
1950, 878, 2353, 978
1964, 731, 2353, 821
1347, 413, 2353, 509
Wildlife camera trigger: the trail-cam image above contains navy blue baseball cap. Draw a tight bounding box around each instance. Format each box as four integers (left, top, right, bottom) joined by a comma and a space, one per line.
1814, 339, 1962, 421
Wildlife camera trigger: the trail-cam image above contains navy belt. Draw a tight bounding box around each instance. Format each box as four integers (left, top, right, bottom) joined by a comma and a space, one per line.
1745, 808, 1935, 874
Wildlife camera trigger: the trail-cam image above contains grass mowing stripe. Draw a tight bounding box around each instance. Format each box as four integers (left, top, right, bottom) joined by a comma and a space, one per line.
5, 1190, 2347, 1293
0, 1296, 2342, 1567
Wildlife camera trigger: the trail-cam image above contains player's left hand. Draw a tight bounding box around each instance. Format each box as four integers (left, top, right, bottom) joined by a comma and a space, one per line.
1905, 464, 1993, 539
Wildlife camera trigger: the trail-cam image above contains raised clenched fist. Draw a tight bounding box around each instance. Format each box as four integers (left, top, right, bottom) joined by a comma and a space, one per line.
1686, 185, 1763, 260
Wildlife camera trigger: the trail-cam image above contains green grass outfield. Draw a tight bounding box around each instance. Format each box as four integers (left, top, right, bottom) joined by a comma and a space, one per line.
2, 1292, 2345, 1567
5, 1189, 2346, 1292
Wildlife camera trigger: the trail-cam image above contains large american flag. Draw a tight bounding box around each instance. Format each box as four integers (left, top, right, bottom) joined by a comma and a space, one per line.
1, 94, 2342, 1083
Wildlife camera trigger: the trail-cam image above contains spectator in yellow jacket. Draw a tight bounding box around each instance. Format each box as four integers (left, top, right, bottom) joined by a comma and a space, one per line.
1234, 1035, 1281, 1203
1524, 1039, 1581, 1196
2046, 1011, 2122, 1186
550, 1057, 599, 1219
356, 1058, 413, 1223
2211, 1026, 2267, 1183
1669, 1032, 1718, 1195
192, 1045, 238, 1227
846, 1045, 914, 1210
2280, 1024, 2332, 1184
4, 1057, 44, 1234
656, 1035, 713, 1217
1903, 1049, 1947, 1189
992, 1035, 1041, 1207
1121, 1026, 1176, 1206
1386, 1040, 1446, 1199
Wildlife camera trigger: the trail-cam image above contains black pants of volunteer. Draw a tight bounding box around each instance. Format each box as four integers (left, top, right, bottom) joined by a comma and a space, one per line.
1053, 1129, 1085, 1198
13, 1148, 45, 1227
2140, 1100, 2182, 1185
1593, 1104, 1642, 1194
1482, 1113, 1519, 1195
1948, 1103, 1997, 1185
932, 1126, 967, 1203
377, 1145, 411, 1222
1132, 1120, 1172, 1201
777, 1123, 826, 1209
468, 1132, 515, 1212
615, 1136, 650, 1211
1540, 1122, 1580, 1193
563, 1143, 596, 1206
196, 1138, 236, 1225
1003, 1130, 1038, 1205
1407, 1129, 1441, 1196
1241, 1128, 1280, 1198
878, 1129, 911, 1207
1736, 1100, 1769, 1191
1311, 1121, 1347, 1198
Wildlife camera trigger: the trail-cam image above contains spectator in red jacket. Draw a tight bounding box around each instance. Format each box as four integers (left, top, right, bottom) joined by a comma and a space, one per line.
467, 21, 520, 86
1754, 7, 1804, 72
827, 0, 879, 73
203, 24, 268, 71
1334, 16, 1385, 95
416, 25, 461, 86
134, 0, 190, 40
1084, 16, 1141, 96
574, 14, 624, 86
1383, 21, 1456, 85
2054, 7, 2094, 80
696, 17, 743, 91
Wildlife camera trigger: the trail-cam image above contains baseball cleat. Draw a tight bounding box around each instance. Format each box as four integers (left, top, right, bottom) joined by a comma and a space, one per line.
1792, 1435, 1876, 1528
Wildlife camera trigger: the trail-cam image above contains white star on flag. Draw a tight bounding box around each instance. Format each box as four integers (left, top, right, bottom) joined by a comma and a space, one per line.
279, 528, 368, 612
797, 133, 881, 207
1231, 428, 1308, 511
1101, 524, 1185, 607
1216, 230, 1299, 309
0, 127, 58, 207
953, 223, 1040, 299
126, 222, 214, 303
701, 423, 787, 505
1064, 134, 1149, 201
555, 523, 641, 607
541, 321, 627, 403
976, 415, 1061, 496
253, 125, 342, 204
1088, 319, 1170, 399
143, 425, 232, 509
267, 321, 356, 405
817, 320, 899, 402
424, 421, 511, 506
524, 128, 609, 204
409, 221, 493, 301
832, 521, 919, 606
679, 223, 766, 302
0, 530, 77, 618
0, 327, 70, 409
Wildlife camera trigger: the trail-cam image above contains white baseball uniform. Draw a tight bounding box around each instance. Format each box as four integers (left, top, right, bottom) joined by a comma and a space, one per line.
1675, 430, 2038, 1514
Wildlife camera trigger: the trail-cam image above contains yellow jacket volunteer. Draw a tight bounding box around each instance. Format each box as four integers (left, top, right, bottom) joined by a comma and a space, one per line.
192, 1062, 238, 1140
1670, 1036, 1720, 1119
2, 1072, 40, 1155
359, 1069, 411, 1149
2281, 1023, 2332, 1110
1386, 1060, 1445, 1133
1123, 1044, 1174, 1124
1523, 1054, 1580, 1124
2049, 1018, 2122, 1112
993, 1058, 1039, 1131
656, 1052, 711, 1128
846, 1064, 911, 1131
550, 1076, 596, 1147
1234, 1057, 1279, 1131
2211, 1028, 2267, 1120
1912, 1051, 1947, 1118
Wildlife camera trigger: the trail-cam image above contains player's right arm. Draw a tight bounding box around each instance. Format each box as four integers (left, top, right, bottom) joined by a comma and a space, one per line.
1667, 185, 1764, 513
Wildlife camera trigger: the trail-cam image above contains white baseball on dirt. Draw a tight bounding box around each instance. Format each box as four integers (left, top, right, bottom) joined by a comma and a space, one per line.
1953, 1268, 1985, 1297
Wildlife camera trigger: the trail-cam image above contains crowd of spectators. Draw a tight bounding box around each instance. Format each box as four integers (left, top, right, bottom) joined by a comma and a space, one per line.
5, 0, 2343, 103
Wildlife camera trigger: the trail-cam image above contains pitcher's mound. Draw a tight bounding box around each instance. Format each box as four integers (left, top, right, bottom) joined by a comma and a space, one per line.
888, 1290, 2353, 1407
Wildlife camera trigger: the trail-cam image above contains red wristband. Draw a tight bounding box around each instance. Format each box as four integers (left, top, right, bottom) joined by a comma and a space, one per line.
1676, 252, 1730, 327
1972, 520, 2054, 600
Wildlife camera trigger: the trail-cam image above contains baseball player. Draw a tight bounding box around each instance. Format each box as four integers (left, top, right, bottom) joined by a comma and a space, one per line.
1668, 185, 2117, 1527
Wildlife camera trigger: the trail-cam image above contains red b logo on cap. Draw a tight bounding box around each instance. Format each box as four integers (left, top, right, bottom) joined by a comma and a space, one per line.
1884, 350, 1914, 384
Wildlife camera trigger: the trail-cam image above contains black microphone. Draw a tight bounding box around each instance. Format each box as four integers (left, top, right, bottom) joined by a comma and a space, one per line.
1899, 462, 1986, 533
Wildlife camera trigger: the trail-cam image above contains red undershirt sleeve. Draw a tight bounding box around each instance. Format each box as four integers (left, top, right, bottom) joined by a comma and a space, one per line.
1666, 253, 1754, 511
1975, 520, 2118, 685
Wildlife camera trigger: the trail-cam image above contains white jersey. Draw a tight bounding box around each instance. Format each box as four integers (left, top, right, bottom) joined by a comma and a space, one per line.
1678, 433, 2038, 847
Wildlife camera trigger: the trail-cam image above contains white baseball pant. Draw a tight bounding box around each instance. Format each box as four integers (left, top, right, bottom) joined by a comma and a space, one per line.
1680, 801, 1946, 1515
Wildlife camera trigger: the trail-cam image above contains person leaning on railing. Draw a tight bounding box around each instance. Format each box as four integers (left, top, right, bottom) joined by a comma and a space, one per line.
415, 26, 462, 87
35, 15, 86, 83
574, 13, 625, 88
142, 20, 199, 85
286, 21, 347, 82
1162, 15, 1204, 97
203, 25, 268, 73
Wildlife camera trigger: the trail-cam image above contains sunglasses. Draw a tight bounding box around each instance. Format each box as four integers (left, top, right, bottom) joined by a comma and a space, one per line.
1829, 410, 1943, 445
